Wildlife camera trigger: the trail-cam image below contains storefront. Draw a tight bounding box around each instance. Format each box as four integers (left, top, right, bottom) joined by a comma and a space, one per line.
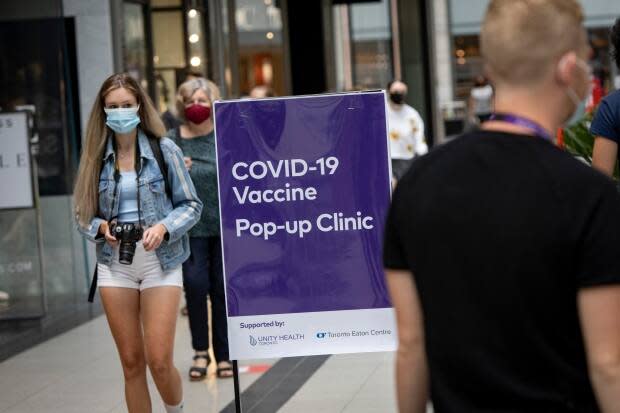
0, 0, 433, 358
449, 0, 620, 100
110, 0, 433, 139
0, 0, 93, 357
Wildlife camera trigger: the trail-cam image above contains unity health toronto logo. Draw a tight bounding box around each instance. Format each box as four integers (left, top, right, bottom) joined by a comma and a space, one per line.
249, 333, 305, 347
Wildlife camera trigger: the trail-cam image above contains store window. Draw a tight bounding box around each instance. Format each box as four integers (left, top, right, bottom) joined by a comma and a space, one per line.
235, 0, 286, 96
0, 16, 85, 320
123, 2, 151, 92
350, 0, 393, 89
452, 28, 615, 103
331, 0, 394, 91
151, 0, 210, 115
589, 27, 614, 93
452, 35, 482, 100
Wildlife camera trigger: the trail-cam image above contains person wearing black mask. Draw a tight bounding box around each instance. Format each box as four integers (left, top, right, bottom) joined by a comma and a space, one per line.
386, 80, 428, 181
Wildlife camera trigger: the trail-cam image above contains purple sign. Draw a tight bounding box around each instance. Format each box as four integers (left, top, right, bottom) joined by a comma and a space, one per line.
214, 92, 392, 318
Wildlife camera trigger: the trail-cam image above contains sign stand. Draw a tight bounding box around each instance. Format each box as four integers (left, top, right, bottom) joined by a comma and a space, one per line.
232, 360, 243, 413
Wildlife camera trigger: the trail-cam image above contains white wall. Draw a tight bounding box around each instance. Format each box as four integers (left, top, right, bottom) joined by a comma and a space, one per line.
62, 0, 115, 134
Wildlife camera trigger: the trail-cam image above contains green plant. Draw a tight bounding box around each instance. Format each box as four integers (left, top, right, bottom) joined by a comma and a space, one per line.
562, 109, 619, 179
562, 112, 594, 164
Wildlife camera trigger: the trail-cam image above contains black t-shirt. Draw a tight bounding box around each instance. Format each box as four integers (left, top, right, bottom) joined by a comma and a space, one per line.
384, 130, 620, 413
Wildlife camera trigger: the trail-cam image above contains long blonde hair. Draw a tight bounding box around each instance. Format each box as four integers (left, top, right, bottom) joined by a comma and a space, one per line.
74, 73, 166, 227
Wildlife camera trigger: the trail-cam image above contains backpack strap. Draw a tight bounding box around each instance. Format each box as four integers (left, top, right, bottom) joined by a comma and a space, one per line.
147, 135, 173, 202
88, 266, 98, 303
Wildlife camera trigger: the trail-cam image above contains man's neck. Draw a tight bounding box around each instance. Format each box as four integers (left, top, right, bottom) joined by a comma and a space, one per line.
482, 87, 564, 138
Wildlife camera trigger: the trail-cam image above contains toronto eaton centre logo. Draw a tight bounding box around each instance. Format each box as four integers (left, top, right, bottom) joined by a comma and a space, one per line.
315, 329, 392, 339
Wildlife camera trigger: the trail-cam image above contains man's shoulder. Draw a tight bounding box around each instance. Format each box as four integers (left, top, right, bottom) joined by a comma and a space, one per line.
601, 89, 620, 106
401, 104, 421, 118
399, 131, 614, 192
396, 132, 475, 188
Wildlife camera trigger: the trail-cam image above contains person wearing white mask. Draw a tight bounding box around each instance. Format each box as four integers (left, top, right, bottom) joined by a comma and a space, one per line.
386, 80, 428, 180
74, 73, 202, 413
384, 1, 620, 412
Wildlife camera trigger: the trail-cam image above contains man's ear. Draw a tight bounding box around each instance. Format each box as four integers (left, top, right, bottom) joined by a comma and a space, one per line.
556, 51, 578, 87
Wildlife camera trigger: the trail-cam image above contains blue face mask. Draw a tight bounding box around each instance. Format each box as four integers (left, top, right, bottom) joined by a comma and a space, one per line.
104, 106, 141, 134
565, 59, 591, 127
565, 91, 588, 126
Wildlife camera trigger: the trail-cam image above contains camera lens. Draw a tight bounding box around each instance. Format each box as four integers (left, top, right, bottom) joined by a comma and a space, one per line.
114, 223, 139, 265
118, 240, 137, 265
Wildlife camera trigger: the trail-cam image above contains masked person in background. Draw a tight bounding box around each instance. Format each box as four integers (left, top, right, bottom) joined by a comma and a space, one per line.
167, 78, 233, 381
74, 73, 202, 413
468, 75, 494, 124
384, 1, 620, 412
386, 80, 428, 181
591, 17, 620, 177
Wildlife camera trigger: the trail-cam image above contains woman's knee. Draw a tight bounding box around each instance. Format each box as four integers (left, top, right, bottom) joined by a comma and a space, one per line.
119, 351, 147, 380
146, 354, 174, 379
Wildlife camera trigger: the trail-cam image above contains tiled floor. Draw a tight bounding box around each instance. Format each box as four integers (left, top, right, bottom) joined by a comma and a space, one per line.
278, 352, 397, 413
0, 312, 398, 413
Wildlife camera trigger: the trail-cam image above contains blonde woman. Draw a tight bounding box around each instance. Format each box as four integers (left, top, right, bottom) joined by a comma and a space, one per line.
74, 73, 202, 413
166, 78, 233, 380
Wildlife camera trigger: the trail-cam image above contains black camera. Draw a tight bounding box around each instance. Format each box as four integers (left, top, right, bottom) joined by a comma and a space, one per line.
110, 222, 143, 265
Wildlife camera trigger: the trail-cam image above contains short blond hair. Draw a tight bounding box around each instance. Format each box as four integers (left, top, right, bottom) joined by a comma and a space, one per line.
481, 0, 586, 86
175, 77, 221, 122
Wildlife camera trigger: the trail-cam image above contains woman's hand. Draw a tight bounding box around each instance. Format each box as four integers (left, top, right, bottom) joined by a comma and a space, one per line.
184, 156, 193, 171
99, 222, 118, 247
142, 224, 168, 251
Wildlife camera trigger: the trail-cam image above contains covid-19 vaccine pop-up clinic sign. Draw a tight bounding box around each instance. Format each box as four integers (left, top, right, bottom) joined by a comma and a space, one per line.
214, 91, 397, 359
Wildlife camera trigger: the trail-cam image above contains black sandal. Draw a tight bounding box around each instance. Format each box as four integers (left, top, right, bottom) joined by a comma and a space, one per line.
189, 353, 210, 381
216, 360, 234, 379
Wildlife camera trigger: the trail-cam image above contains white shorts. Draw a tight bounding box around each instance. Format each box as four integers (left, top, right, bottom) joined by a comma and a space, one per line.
97, 241, 183, 291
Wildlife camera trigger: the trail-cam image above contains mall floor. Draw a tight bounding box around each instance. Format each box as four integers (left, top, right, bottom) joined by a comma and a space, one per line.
0, 304, 401, 413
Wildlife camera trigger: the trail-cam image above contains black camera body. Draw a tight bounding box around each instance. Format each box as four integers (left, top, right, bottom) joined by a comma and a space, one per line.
110, 222, 143, 265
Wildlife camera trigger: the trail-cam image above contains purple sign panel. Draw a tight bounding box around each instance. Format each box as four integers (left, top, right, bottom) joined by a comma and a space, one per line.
214, 92, 392, 318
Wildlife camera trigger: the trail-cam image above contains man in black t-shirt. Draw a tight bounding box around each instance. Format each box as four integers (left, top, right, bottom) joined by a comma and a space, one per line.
384, 1, 620, 412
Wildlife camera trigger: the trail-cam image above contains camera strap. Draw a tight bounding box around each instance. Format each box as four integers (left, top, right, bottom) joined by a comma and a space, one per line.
88, 137, 141, 303
108, 137, 143, 225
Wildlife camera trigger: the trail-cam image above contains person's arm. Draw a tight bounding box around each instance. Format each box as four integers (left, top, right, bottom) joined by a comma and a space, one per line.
590, 99, 619, 177
76, 216, 106, 243
412, 110, 428, 156
386, 269, 428, 413
578, 285, 620, 412
592, 137, 618, 177
575, 178, 620, 411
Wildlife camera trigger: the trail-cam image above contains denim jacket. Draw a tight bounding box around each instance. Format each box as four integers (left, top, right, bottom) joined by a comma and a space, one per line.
77, 129, 203, 270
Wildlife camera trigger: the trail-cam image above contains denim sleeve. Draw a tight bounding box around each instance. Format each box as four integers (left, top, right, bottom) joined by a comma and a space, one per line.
590, 98, 620, 143
76, 216, 106, 244
158, 138, 203, 242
